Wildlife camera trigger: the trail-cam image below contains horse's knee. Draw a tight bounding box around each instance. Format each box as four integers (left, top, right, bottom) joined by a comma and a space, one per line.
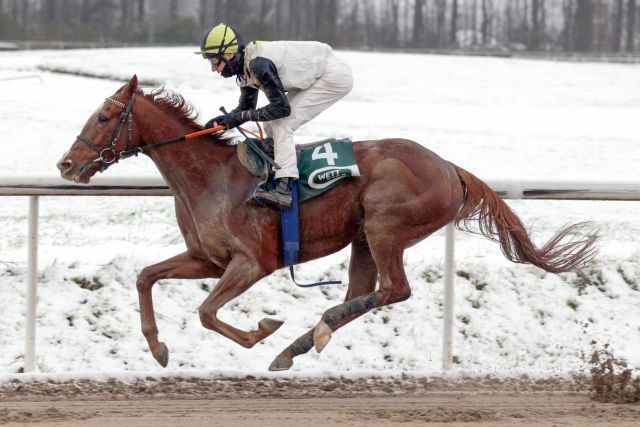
136, 268, 154, 292
198, 304, 216, 330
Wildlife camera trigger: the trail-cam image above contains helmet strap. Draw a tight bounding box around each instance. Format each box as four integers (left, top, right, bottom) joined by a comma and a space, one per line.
220, 51, 244, 78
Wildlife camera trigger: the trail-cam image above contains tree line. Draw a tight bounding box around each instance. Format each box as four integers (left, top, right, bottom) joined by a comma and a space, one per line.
0, 0, 638, 53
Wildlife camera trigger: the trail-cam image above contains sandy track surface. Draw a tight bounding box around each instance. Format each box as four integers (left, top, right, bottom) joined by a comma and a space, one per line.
1, 377, 639, 426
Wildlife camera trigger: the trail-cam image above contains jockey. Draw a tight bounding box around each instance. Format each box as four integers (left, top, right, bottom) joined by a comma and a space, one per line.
196, 23, 354, 210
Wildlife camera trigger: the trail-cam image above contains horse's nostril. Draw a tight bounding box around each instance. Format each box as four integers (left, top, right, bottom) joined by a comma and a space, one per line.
57, 160, 73, 172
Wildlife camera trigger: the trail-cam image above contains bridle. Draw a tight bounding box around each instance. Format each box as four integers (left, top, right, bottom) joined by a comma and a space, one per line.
75, 91, 277, 183
75, 93, 229, 179
76, 94, 137, 176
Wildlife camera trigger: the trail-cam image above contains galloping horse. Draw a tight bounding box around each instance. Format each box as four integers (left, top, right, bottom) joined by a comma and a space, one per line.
57, 76, 596, 371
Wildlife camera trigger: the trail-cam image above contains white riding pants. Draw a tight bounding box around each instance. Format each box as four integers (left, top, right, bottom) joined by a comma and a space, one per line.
264, 54, 353, 179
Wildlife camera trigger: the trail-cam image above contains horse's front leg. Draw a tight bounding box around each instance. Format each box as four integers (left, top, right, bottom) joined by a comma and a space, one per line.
198, 256, 283, 348
136, 251, 224, 367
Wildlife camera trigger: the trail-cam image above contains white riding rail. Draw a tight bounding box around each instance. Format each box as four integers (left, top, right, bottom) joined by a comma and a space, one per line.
2, 176, 639, 373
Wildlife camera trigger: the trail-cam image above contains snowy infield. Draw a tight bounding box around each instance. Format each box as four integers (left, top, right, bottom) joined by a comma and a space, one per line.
0, 47, 639, 380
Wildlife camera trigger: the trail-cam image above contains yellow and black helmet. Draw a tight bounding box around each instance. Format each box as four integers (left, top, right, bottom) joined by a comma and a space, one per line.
195, 23, 244, 58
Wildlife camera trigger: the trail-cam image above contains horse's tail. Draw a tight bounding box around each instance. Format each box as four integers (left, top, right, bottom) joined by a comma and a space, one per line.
452, 164, 598, 273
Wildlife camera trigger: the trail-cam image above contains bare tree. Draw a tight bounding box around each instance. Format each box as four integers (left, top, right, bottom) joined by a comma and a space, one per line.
413, 0, 424, 47
275, 0, 282, 39
388, 0, 400, 47
137, 0, 145, 24
81, 0, 91, 22
481, 0, 493, 45
530, 0, 545, 49
345, 0, 359, 46
121, 0, 132, 37
258, 0, 270, 34
289, 0, 300, 39
472, 0, 478, 45
574, 0, 594, 51
362, 0, 376, 47
199, 0, 209, 29
169, 0, 178, 19
325, 0, 338, 42
450, 0, 459, 46
627, 0, 636, 51
435, 0, 447, 48
12, 0, 19, 22
43, 0, 59, 23
612, 0, 624, 51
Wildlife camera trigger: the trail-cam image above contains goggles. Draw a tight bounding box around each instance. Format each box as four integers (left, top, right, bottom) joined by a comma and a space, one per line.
208, 55, 223, 67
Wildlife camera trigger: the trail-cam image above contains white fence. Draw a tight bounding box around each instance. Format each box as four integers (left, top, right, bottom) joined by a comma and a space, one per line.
2, 177, 640, 373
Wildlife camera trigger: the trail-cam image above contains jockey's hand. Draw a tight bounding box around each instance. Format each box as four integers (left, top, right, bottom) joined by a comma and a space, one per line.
205, 115, 226, 129
219, 111, 248, 130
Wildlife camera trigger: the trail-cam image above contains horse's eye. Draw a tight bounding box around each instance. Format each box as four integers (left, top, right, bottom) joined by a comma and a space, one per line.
98, 115, 109, 124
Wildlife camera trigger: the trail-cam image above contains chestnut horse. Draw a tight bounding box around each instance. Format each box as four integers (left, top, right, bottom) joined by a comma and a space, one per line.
57, 76, 596, 371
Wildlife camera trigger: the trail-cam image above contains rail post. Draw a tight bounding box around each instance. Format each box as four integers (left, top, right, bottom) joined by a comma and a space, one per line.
442, 222, 455, 370
24, 195, 39, 372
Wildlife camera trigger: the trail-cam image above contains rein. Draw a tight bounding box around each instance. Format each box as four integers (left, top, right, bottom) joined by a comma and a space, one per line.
76, 94, 225, 177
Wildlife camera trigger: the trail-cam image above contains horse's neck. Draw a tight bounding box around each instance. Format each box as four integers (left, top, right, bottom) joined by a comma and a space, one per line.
135, 102, 237, 202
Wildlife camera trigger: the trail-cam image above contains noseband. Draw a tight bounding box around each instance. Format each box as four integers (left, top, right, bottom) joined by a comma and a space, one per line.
77, 94, 137, 175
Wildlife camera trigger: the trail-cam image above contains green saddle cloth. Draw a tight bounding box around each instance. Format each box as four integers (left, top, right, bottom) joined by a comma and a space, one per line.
237, 137, 360, 202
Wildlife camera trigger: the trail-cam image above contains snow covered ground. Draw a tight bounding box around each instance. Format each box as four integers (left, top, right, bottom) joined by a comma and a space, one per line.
0, 47, 639, 379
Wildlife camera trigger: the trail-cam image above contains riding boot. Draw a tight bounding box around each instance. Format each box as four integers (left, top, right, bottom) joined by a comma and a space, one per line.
255, 177, 293, 210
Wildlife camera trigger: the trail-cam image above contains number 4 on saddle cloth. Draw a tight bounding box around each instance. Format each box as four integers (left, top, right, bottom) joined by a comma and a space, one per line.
237, 137, 361, 287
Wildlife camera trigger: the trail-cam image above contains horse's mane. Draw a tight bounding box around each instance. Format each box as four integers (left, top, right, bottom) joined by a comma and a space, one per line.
142, 87, 200, 127
140, 87, 233, 145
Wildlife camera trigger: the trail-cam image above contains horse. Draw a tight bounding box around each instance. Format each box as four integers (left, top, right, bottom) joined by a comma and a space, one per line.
57, 75, 597, 371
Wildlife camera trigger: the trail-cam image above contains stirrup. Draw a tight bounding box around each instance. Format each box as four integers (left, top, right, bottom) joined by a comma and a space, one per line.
254, 187, 292, 210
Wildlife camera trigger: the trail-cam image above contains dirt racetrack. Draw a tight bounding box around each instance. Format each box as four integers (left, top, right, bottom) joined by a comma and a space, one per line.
1, 376, 639, 426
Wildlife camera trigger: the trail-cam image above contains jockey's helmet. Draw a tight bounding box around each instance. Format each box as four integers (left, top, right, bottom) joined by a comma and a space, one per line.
195, 23, 244, 59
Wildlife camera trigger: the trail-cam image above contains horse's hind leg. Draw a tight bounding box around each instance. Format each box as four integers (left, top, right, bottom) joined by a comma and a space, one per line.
312, 234, 412, 353
270, 229, 415, 370
269, 234, 378, 371
136, 251, 224, 367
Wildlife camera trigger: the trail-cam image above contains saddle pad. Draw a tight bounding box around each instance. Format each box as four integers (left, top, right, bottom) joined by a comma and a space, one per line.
238, 137, 360, 202
297, 138, 360, 201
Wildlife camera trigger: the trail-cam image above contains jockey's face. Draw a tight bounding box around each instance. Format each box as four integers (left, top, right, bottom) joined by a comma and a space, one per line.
210, 53, 236, 74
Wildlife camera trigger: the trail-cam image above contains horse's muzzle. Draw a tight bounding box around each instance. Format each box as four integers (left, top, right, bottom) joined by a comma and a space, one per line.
56, 152, 76, 181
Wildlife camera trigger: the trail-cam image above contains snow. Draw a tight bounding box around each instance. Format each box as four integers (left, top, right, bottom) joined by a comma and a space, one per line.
0, 47, 639, 381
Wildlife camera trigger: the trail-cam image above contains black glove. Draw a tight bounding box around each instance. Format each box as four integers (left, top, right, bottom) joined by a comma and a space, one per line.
205, 112, 248, 130
205, 115, 225, 129
219, 111, 248, 130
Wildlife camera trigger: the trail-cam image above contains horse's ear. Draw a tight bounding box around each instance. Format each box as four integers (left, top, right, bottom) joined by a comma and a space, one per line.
129, 74, 138, 90
119, 75, 139, 96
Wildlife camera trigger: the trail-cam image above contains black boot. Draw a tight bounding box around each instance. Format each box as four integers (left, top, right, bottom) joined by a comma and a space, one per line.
255, 177, 293, 210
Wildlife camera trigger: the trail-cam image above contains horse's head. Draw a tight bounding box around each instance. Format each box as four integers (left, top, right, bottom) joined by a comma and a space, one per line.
57, 75, 141, 183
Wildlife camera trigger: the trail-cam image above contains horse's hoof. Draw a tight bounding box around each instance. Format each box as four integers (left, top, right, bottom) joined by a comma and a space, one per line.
259, 318, 284, 335
313, 320, 332, 353
152, 342, 169, 367
268, 353, 293, 371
